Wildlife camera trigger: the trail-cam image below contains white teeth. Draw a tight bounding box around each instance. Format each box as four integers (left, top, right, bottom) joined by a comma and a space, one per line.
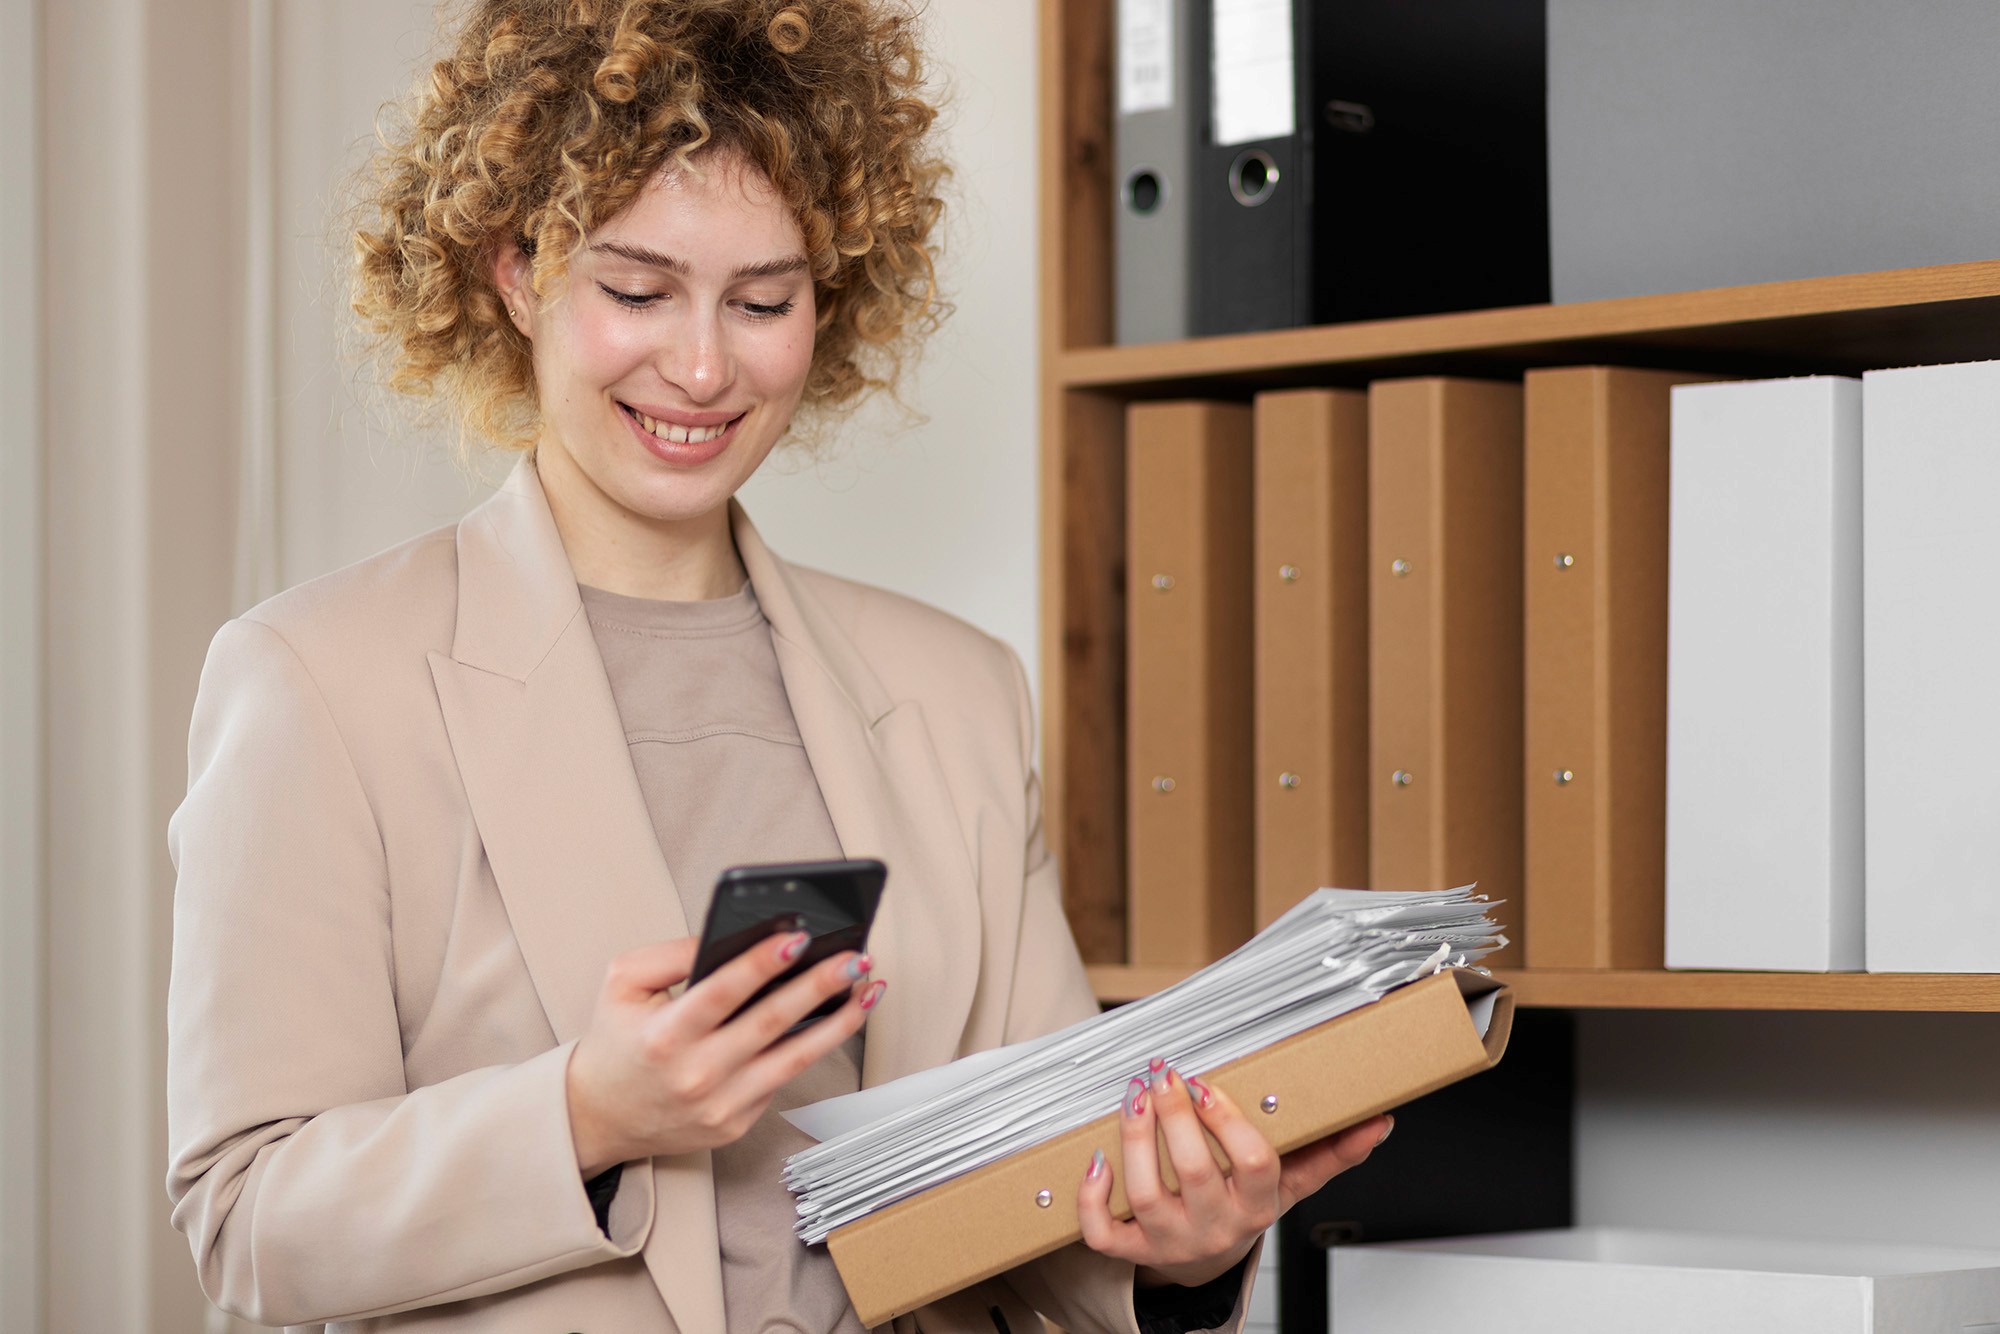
631, 407, 730, 445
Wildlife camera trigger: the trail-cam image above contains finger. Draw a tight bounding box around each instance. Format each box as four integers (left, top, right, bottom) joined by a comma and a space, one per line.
1276, 1115, 1392, 1213
709, 948, 875, 1064
1117, 1065, 1173, 1226
724, 977, 883, 1103
1076, 1147, 1145, 1262
1151, 1066, 1226, 1211
1185, 1077, 1281, 1215
601, 937, 699, 1004
673, 929, 817, 1035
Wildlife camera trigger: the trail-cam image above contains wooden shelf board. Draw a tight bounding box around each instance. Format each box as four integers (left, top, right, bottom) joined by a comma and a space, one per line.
1057, 259, 2000, 393
1088, 964, 2000, 1012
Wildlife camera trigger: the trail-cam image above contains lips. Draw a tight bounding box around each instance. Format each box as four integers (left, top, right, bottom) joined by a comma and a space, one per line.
617, 401, 742, 466
620, 402, 741, 444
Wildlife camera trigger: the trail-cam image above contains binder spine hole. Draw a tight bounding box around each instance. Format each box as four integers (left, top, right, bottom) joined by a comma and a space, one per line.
1227, 149, 1279, 207
1125, 170, 1163, 216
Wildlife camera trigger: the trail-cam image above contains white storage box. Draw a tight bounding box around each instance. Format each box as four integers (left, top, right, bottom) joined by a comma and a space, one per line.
1861, 359, 2000, 973
1331, 1227, 2000, 1334
1665, 378, 1864, 971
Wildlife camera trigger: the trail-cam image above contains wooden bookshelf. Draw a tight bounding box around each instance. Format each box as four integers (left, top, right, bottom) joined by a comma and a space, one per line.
1059, 259, 2000, 393
1087, 965, 2000, 1012
1037, 0, 2000, 1006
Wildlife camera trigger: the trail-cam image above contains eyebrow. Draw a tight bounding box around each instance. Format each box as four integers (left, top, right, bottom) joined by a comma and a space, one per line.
588, 240, 809, 281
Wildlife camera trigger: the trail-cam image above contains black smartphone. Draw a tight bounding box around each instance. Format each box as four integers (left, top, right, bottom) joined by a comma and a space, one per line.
687, 857, 888, 1030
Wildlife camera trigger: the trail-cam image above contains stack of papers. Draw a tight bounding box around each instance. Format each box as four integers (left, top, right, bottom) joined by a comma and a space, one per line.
784, 886, 1506, 1244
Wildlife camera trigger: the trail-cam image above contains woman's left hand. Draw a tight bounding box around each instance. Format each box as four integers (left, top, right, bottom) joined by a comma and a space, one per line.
1075, 1062, 1393, 1290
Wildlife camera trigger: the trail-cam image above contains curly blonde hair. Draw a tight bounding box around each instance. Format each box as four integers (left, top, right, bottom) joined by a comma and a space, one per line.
350, 0, 948, 450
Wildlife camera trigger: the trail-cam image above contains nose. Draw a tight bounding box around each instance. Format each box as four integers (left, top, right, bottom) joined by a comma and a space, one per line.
655, 307, 734, 405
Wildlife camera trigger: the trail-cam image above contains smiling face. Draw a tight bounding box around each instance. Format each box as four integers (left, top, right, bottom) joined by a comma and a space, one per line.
492, 150, 816, 591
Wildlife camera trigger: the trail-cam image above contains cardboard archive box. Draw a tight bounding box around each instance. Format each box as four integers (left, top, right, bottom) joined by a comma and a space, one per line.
1331, 1227, 2000, 1334
825, 969, 1513, 1327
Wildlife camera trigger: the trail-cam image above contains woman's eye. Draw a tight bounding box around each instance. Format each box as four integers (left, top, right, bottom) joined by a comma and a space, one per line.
742, 298, 797, 320
598, 283, 660, 308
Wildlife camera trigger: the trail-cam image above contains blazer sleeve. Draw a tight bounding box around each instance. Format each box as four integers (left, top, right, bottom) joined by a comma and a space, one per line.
165, 617, 655, 1328
985, 647, 1257, 1334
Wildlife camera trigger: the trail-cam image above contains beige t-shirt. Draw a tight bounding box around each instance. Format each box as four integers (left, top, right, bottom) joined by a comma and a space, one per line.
581, 579, 869, 1334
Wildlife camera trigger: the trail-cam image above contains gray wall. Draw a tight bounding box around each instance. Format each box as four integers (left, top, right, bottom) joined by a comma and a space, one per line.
1577, 1009, 2000, 1247
1550, 0, 2000, 301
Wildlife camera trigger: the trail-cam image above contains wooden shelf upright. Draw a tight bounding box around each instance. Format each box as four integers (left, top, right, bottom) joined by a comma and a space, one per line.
1037, 0, 2000, 1010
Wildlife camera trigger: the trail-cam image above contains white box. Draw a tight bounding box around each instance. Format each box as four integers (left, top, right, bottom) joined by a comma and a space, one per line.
1863, 360, 2000, 973
1665, 378, 1864, 971
1332, 1228, 2000, 1334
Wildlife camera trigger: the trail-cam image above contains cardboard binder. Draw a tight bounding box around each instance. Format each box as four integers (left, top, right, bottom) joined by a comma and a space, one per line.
1862, 360, 2000, 973
1522, 368, 1722, 970
1253, 389, 1370, 929
1368, 379, 1524, 968
826, 969, 1513, 1328
1127, 400, 1254, 966
1113, 0, 1199, 344
1665, 377, 1863, 972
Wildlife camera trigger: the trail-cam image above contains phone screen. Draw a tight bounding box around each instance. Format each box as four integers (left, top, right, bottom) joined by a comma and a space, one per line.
688, 857, 887, 1030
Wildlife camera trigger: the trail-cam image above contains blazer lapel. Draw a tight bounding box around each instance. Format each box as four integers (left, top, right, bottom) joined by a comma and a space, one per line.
427, 457, 726, 1334
732, 504, 984, 1089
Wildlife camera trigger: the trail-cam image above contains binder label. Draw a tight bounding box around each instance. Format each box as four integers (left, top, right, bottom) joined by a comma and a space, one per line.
1118, 0, 1175, 116
1212, 0, 1295, 146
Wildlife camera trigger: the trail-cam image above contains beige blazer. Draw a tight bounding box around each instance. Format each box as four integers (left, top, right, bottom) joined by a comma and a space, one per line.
166, 460, 1232, 1333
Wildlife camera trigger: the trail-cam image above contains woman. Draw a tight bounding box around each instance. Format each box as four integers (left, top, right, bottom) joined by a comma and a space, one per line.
164, 2, 1390, 1330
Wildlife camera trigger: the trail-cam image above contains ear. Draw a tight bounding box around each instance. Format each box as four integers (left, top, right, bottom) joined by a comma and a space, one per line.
491, 237, 534, 335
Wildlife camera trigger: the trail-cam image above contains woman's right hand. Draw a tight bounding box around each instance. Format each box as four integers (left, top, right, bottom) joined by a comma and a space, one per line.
564, 931, 884, 1176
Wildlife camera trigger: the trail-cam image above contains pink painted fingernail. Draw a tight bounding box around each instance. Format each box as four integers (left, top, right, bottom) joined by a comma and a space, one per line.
859, 980, 888, 1010
845, 953, 873, 980
1148, 1056, 1165, 1074
1162, 1066, 1179, 1089
1189, 1077, 1213, 1108
1124, 1076, 1148, 1117
1087, 1148, 1106, 1179
779, 932, 809, 962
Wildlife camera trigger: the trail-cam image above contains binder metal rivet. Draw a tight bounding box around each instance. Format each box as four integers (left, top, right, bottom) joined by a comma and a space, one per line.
1035, 1189, 1052, 1208
1260, 1095, 1279, 1114
1391, 558, 1412, 577
1279, 563, 1301, 582
1392, 770, 1414, 787
1555, 552, 1576, 570
1279, 772, 1301, 789
1151, 573, 1175, 591
1152, 776, 1176, 794
1555, 768, 1575, 785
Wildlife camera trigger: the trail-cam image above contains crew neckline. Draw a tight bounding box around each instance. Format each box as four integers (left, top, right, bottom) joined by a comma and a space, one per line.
577, 579, 764, 636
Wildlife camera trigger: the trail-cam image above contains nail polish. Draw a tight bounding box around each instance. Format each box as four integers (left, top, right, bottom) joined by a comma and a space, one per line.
1161, 1066, 1179, 1089
1124, 1076, 1148, 1117
1088, 1148, 1105, 1179
860, 980, 888, 1010
1148, 1056, 1165, 1074
779, 932, 808, 962
845, 953, 873, 980
1188, 1076, 1213, 1109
